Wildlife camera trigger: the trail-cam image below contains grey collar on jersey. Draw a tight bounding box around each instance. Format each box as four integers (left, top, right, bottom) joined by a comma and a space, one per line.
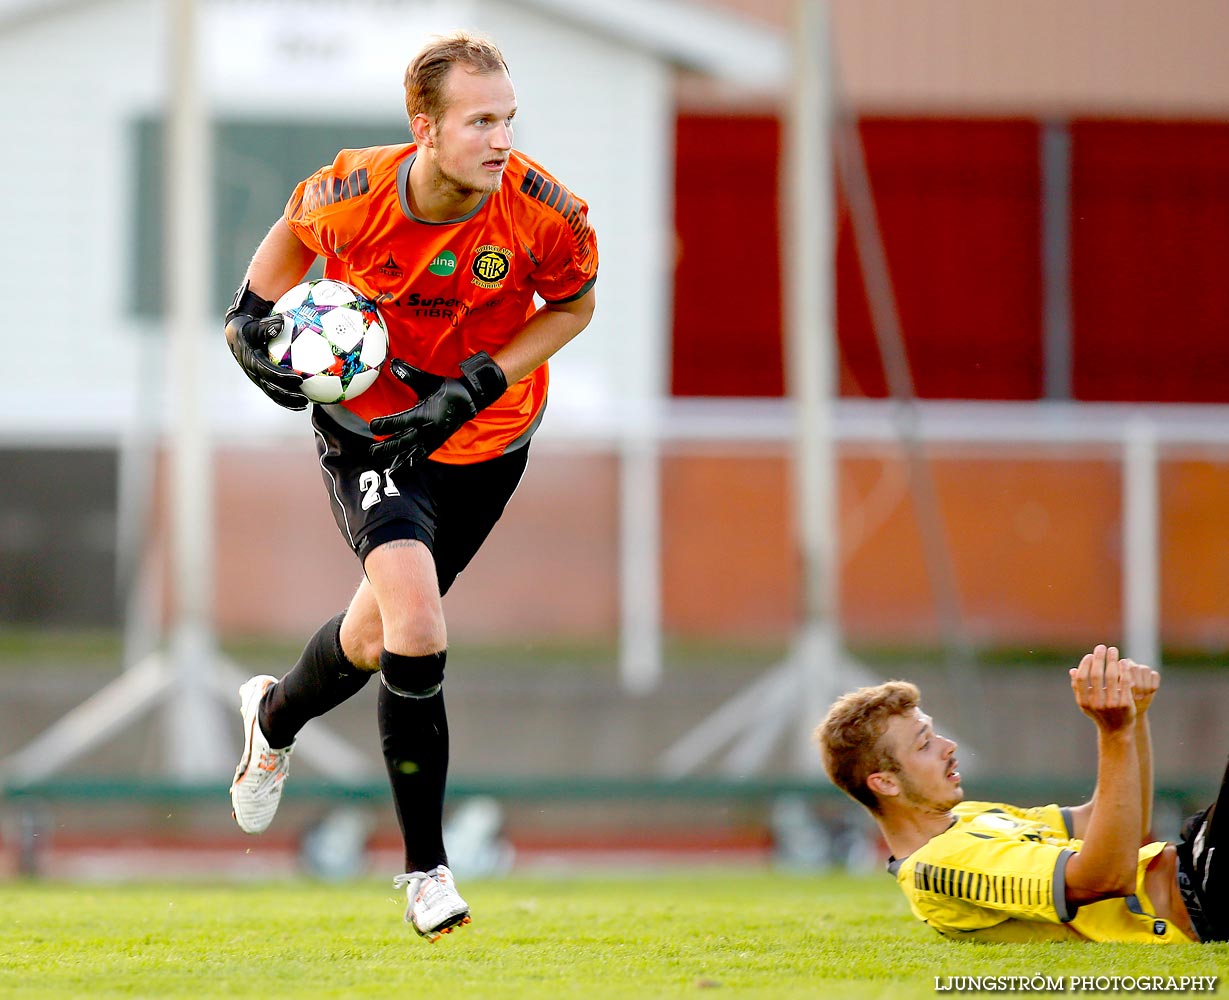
397, 152, 490, 225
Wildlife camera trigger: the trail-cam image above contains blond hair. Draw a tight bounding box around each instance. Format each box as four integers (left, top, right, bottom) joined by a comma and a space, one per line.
404, 31, 509, 125
814, 681, 920, 813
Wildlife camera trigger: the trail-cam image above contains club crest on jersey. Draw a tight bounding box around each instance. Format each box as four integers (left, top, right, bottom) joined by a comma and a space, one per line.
471, 245, 511, 288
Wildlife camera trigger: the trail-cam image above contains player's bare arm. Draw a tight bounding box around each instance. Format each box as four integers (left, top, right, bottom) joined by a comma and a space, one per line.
492, 286, 596, 384
1062, 645, 1142, 906
223, 219, 321, 412
370, 287, 597, 470
1128, 659, 1160, 840
1066, 657, 1160, 842
242, 218, 319, 303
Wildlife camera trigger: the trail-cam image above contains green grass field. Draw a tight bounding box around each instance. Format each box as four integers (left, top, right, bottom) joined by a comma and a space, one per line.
2, 872, 1225, 999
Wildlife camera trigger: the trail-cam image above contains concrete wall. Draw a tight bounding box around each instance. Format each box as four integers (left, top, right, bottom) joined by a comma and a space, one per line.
180, 438, 1229, 652
691, 0, 1229, 115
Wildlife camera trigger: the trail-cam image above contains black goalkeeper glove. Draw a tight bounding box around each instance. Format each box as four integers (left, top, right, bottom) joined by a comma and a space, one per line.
369, 352, 507, 471
224, 280, 310, 411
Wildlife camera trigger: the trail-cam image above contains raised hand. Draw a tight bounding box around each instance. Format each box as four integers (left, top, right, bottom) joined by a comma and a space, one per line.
1069, 644, 1137, 733
1121, 658, 1160, 716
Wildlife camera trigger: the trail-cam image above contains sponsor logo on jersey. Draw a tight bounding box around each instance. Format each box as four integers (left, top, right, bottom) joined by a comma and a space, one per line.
471, 245, 511, 288
372, 290, 507, 328
428, 251, 457, 276
378, 253, 403, 277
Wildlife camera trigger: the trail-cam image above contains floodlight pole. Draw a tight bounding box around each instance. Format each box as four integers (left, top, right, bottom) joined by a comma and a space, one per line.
1123, 417, 1160, 670
2, 0, 371, 788
164, 0, 231, 778
661, 0, 857, 778
785, 0, 836, 630
781, 0, 840, 770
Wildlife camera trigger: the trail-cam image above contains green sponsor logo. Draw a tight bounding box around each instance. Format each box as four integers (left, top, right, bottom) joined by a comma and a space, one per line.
428, 251, 457, 276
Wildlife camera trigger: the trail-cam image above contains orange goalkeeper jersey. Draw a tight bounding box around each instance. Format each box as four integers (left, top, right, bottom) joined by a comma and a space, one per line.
284, 143, 598, 464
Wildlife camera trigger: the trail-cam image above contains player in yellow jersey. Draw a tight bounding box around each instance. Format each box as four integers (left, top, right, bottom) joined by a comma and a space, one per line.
816, 645, 1227, 943
222, 32, 596, 939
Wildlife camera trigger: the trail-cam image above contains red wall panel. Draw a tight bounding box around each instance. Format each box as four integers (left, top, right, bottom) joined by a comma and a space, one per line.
1071, 121, 1229, 402
671, 115, 784, 397
672, 116, 1044, 399
674, 117, 1229, 403
837, 119, 1043, 400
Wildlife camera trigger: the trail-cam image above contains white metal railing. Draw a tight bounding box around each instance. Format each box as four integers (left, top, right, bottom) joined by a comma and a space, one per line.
5, 397, 1229, 695
536, 397, 1229, 691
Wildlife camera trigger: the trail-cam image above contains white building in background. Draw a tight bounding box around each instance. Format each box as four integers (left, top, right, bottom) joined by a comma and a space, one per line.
0, 0, 784, 442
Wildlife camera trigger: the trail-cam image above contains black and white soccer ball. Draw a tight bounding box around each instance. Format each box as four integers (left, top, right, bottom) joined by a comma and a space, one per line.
267, 279, 388, 403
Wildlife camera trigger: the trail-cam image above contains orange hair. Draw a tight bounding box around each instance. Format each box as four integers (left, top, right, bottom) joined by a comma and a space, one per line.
814, 681, 920, 813
404, 31, 509, 125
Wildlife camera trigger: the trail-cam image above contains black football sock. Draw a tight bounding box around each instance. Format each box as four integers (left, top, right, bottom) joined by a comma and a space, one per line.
378, 649, 449, 873
259, 613, 373, 749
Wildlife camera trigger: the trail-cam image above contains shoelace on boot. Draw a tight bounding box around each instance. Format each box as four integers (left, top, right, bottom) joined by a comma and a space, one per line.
393, 871, 451, 903
257, 748, 290, 773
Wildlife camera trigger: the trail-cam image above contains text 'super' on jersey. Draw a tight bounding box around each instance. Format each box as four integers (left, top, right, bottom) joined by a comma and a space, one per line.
284, 144, 598, 464
888, 801, 1194, 944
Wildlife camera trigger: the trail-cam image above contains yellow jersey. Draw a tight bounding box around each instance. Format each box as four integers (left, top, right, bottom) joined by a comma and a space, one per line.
889, 801, 1194, 943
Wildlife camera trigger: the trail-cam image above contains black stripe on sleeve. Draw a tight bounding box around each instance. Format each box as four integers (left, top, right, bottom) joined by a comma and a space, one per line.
541, 272, 597, 305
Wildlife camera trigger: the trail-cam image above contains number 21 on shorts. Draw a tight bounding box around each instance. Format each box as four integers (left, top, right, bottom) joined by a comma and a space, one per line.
359, 469, 401, 510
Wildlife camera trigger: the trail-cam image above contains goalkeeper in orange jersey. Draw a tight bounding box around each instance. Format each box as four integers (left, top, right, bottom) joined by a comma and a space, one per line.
223, 31, 596, 940
816, 645, 1227, 943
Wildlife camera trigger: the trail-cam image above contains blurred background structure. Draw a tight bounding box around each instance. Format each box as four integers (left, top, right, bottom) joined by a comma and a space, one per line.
3, 0, 1229, 879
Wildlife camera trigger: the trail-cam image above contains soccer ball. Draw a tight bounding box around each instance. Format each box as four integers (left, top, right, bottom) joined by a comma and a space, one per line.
267, 279, 389, 404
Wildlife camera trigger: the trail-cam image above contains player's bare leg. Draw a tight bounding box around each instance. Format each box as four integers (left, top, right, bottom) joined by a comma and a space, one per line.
363, 539, 471, 939
1144, 845, 1199, 941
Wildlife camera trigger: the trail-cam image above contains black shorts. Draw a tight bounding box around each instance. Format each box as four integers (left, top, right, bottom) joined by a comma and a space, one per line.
1175, 754, 1229, 942
311, 406, 529, 595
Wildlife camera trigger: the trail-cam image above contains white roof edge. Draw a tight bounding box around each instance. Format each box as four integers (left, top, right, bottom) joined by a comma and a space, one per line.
506, 0, 788, 87
0, 0, 96, 30
1, 0, 788, 87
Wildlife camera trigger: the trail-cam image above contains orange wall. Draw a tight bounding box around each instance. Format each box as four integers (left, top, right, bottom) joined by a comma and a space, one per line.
691, 0, 1229, 117
206, 443, 621, 640
200, 444, 1229, 653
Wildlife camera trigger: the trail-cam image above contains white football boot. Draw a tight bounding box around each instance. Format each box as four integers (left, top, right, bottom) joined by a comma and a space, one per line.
229, 674, 294, 834
394, 865, 472, 941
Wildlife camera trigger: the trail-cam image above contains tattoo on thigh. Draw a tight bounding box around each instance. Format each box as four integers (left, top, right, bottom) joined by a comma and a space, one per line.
380, 539, 425, 552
